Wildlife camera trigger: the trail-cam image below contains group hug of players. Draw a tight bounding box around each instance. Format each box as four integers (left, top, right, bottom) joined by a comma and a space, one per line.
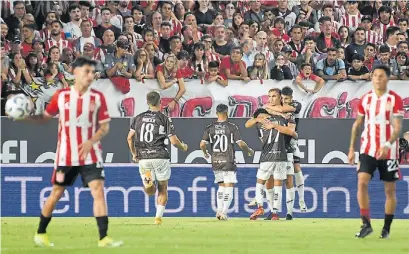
128, 86, 307, 223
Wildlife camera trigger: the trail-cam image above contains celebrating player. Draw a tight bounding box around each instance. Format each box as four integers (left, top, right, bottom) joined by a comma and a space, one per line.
127, 91, 188, 225
348, 65, 404, 239
246, 89, 298, 220
28, 57, 123, 247
200, 104, 254, 220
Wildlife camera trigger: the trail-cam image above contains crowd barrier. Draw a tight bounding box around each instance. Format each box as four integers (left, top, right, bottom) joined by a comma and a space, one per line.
21, 79, 409, 118
2, 164, 409, 218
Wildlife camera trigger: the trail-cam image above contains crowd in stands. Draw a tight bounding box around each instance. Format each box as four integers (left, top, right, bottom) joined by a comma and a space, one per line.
2, 0, 409, 114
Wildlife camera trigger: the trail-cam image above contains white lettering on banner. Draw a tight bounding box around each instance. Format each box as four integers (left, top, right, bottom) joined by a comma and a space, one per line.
4, 176, 42, 213
40, 187, 70, 213
105, 186, 149, 213
322, 151, 349, 163
0, 141, 27, 163
403, 176, 409, 214
323, 187, 350, 213
210, 188, 239, 213
35, 152, 56, 163
89, 79, 409, 118
187, 177, 207, 213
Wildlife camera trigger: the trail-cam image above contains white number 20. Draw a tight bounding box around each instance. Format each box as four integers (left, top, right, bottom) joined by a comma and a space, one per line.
213, 134, 228, 152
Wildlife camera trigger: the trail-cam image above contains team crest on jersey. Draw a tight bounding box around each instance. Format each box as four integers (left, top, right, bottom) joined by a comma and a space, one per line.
215, 125, 226, 130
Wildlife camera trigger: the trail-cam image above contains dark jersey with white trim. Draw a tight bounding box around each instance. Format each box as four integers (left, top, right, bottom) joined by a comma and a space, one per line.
130, 110, 176, 160
284, 113, 296, 153
289, 100, 302, 131
201, 121, 242, 171
257, 115, 288, 162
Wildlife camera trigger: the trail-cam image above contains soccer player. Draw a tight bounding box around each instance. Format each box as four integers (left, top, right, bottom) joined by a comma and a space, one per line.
200, 104, 254, 220
27, 57, 123, 247
127, 91, 188, 225
348, 65, 404, 239
246, 89, 298, 220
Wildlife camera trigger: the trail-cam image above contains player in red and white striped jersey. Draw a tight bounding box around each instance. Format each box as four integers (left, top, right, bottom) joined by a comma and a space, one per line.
348, 65, 404, 239
28, 57, 123, 248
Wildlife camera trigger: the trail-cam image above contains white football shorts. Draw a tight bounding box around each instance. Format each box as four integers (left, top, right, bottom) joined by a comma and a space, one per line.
138, 159, 171, 182
214, 171, 237, 184
257, 161, 288, 180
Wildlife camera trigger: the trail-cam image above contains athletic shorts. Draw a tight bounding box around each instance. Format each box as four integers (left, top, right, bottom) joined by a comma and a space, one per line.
139, 159, 171, 182
214, 171, 237, 184
52, 163, 104, 187
257, 161, 288, 181
358, 154, 401, 182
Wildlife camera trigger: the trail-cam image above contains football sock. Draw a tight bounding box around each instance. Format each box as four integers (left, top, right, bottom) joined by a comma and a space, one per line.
295, 171, 305, 201
156, 205, 165, 218
217, 186, 225, 213
360, 208, 371, 226
273, 186, 283, 214
383, 214, 394, 232
222, 187, 234, 214
95, 216, 108, 240
286, 187, 295, 215
256, 183, 264, 207
37, 213, 52, 234
266, 188, 274, 211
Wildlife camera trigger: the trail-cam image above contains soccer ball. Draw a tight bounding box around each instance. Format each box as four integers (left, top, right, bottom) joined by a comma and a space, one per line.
5, 94, 33, 120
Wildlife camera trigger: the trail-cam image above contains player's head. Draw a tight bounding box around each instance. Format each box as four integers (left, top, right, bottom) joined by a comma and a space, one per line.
146, 91, 161, 107
268, 88, 282, 106
72, 57, 97, 88
216, 103, 228, 119
281, 86, 293, 105
371, 65, 390, 92
253, 108, 269, 119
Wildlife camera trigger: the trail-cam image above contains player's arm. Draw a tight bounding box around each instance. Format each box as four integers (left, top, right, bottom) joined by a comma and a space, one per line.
169, 135, 188, 151
200, 140, 209, 157
25, 90, 59, 123
348, 114, 364, 151
127, 129, 137, 158
386, 114, 403, 146
245, 114, 268, 128
263, 121, 298, 138
24, 114, 53, 123
90, 122, 110, 144
237, 140, 254, 156
264, 104, 295, 113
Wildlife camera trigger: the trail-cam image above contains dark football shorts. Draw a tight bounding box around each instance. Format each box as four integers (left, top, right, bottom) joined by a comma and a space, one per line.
358, 154, 401, 182
293, 156, 300, 164
51, 163, 105, 187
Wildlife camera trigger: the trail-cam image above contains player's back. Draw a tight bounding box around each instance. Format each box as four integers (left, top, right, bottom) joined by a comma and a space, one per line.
257, 115, 288, 162
131, 110, 175, 160
203, 121, 241, 171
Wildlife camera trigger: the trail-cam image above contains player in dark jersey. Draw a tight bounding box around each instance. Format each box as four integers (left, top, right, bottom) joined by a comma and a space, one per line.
127, 91, 188, 225
246, 88, 298, 220
200, 104, 254, 220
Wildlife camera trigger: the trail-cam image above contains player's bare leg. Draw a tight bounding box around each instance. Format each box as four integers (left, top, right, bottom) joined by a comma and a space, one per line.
285, 175, 295, 220
381, 181, 397, 239
34, 185, 65, 247
216, 183, 225, 220
264, 176, 275, 220
88, 180, 123, 247
144, 185, 157, 196
271, 179, 283, 220
155, 180, 168, 225
294, 163, 307, 212
356, 172, 373, 238
250, 178, 266, 220
221, 183, 234, 220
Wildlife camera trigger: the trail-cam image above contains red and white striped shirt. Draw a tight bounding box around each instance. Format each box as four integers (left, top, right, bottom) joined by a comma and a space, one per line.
45, 39, 73, 54
45, 87, 111, 166
341, 13, 361, 30
358, 90, 404, 159
365, 30, 382, 45
373, 19, 396, 43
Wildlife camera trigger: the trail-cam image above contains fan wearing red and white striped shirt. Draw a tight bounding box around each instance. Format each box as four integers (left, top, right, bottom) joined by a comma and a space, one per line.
341, 1, 361, 31
29, 57, 123, 248
373, 6, 397, 42
348, 65, 404, 240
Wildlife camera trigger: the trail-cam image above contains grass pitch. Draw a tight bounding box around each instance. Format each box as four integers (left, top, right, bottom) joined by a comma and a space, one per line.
1, 217, 408, 254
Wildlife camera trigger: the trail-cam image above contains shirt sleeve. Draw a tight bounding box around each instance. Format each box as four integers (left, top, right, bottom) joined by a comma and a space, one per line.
98, 93, 111, 123
358, 96, 365, 116
393, 95, 404, 117
201, 126, 210, 142
338, 59, 345, 70
165, 116, 176, 137
231, 124, 243, 143
315, 59, 324, 71
130, 117, 137, 131
45, 90, 61, 116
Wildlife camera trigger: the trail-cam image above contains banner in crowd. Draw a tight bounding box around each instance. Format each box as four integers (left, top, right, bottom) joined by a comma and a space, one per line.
89, 79, 409, 118
2, 118, 408, 164
2, 164, 409, 218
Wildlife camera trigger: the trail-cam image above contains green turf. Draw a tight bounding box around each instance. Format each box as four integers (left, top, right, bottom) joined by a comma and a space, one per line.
1, 218, 408, 254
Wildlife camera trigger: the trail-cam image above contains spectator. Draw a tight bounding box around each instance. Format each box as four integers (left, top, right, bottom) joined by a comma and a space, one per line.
360, 15, 382, 46
177, 50, 194, 79
316, 47, 347, 81
47, 46, 67, 73
1, 42, 10, 86
104, 40, 135, 78
73, 20, 102, 57
190, 42, 207, 78
282, 46, 299, 77
295, 63, 325, 94
270, 53, 293, 81
232, 12, 244, 34
45, 20, 72, 54
145, 41, 163, 69
79, 1, 95, 26
292, 0, 318, 28
1, 22, 11, 51
397, 32, 406, 42
205, 61, 228, 86
247, 52, 268, 80
81, 43, 104, 78
195, 0, 215, 31
213, 26, 232, 56
224, 3, 236, 28
201, 34, 220, 63
123, 16, 142, 48
174, 3, 186, 21
99, 29, 116, 63
132, 5, 146, 35
396, 51, 409, 80
316, 16, 341, 53
8, 52, 32, 94
150, 11, 163, 35
31, 38, 46, 65
236, 22, 250, 45
39, 11, 59, 42
338, 26, 351, 48
363, 43, 376, 71
374, 45, 399, 79
4, 1, 26, 41
156, 53, 186, 111
20, 24, 36, 58
384, 26, 401, 57
169, 36, 182, 56
296, 35, 322, 71
397, 41, 409, 55
254, 31, 274, 69
25, 52, 43, 78
118, 0, 131, 17
345, 27, 366, 64
244, 0, 264, 23
288, 24, 304, 60
398, 18, 409, 38
134, 48, 154, 81
277, 0, 296, 32
248, 20, 260, 39
269, 38, 284, 59
373, 6, 396, 42
347, 54, 370, 80
63, 5, 86, 40
181, 26, 194, 55
106, 0, 123, 30
341, 0, 361, 31
61, 47, 75, 67
241, 39, 256, 68
95, 8, 121, 41
161, 1, 182, 36
321, 4, 341, 33
219, 46, 249, 82
159, 22, 172, 53
44, 62, 69, 88
270, 17, 291, 43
